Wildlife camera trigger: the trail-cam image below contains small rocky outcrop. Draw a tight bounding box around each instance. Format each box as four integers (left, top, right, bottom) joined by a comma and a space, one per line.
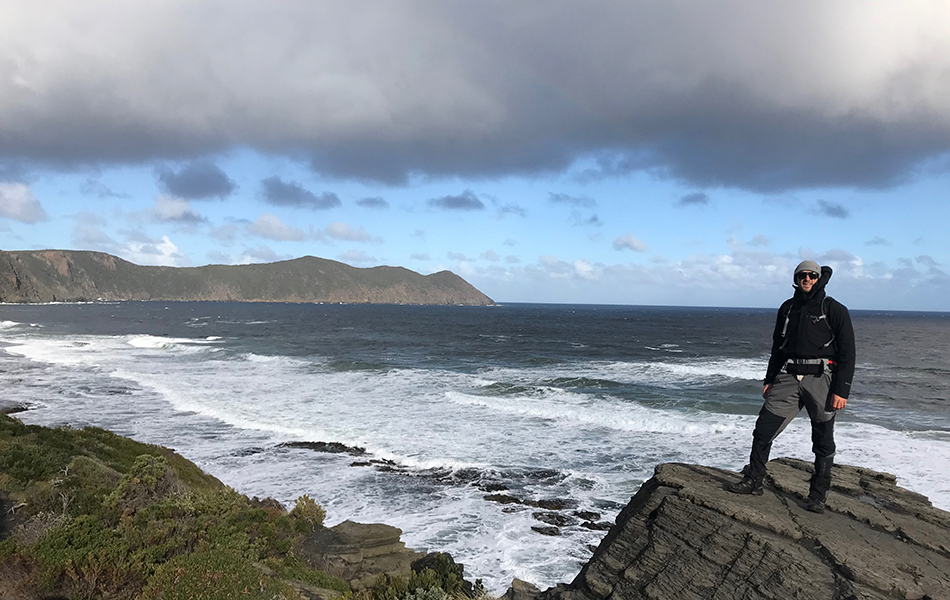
540, 458, 950, 600
301, 520, 427, 591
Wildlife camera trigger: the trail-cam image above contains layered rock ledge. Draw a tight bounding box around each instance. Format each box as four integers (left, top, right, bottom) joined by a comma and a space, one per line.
538, 458, 949, 600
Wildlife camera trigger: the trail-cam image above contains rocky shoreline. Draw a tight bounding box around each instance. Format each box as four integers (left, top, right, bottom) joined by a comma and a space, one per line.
3, 405, 949, 600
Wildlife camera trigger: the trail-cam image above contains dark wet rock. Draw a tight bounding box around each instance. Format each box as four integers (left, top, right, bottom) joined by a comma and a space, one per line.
579, 521, 612, 531
301, 520, 425, 591
531, 525, 561, 536
505, 578, 542, 600
534, 498, 576, 511
232, 446, 266, 457
539, 459, 950, 600
533, 512, 576, 527
573, 510, 601, 522
349, 461, 373, 467
485, 494, 577, 511
280, 441, 366, 456
0, 403, 30, 416
485, 493, 523, 505
480, 483, 509, 492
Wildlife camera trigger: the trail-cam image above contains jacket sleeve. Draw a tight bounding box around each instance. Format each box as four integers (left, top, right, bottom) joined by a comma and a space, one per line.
829, 300, 856, 399
764, 301, 790, 386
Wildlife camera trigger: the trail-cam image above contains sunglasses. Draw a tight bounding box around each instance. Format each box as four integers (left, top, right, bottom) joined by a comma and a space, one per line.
796, 271, 819, 281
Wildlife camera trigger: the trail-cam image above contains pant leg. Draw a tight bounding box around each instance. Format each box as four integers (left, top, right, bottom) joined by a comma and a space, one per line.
800, 372, 837, 500
800, 372, 837, 458
748, 373, 801, 479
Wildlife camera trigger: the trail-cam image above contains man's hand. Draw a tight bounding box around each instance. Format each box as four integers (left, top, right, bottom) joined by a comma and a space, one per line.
832, 394, 847, 410
762, 384, 771, 399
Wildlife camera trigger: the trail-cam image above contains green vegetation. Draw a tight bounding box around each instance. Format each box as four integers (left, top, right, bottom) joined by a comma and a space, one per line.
0, 414, 347, 599
371, 554, 466, 600
0, 249, 494, 305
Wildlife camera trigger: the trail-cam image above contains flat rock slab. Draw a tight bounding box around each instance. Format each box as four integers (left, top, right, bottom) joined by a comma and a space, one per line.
302, 520, 426, 591
540, 459, 950, 600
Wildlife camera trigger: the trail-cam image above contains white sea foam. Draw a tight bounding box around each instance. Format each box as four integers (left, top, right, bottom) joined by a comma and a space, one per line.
0, 320, 23, 330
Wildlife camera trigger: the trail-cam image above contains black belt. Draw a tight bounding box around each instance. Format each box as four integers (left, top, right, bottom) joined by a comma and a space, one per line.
784, 358, 834, 375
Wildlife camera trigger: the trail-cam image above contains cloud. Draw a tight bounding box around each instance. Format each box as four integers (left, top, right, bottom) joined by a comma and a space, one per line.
337, 250, 378, 265
121, 235, 190, 267
324, 221, 374, 242
247, 213, 306, 241
481, 249, 500, 261
816, 199, 849, 218
410, 252, 430, 261
571, 212, 602, 227
496, 203, 526, 217
749, 234, 769, 247
549, 193, 596, 208
80, 179, 128, 198
3, 4, 950, 192
210, 222, 242, 242
505, 255, 521, 264
72, 213, 116, 251
0, 183, 49, 223
261, 176, 341, 210
157, 162, 237, 199
865, 236, 891, 246
237, 246, 291, 264
150, 195, 206, 224
613, 234, 649, 252
356, 196, 389, 209
428, 190, 485, 210
678, 192, 709, 207
448, 251, 472, 261
503, 238, 518, 246
916, 255, 939, 267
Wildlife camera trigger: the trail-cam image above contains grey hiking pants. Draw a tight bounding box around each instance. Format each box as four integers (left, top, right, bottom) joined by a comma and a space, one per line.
747, 370, 837, 480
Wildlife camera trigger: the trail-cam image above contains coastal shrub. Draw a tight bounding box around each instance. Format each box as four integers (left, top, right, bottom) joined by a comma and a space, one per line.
0, 415, 346, 599
290, 494, 326, 531
403, 588, 451, 600
371, 564, 462, 600
262, 554, 350, 592
140, 547, 291, 600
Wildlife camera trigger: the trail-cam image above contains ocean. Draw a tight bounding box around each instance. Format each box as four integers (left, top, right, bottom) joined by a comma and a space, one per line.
1, 302, 949, 591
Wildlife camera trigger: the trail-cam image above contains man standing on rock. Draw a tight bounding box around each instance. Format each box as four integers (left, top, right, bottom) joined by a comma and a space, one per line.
726, 260, 855, 513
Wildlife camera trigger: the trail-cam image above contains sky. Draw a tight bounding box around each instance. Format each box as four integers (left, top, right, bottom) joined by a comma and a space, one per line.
2, 1, 949, 310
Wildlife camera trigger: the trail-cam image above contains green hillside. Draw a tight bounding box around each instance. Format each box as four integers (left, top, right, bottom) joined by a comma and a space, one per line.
0, 250, 494, 305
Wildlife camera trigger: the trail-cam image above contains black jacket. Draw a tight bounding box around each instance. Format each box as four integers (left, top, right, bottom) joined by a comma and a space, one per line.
764, 266, 856, 398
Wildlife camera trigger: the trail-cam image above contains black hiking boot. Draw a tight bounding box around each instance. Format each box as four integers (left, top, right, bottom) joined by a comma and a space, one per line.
805, 455, 834, 514
724, 476, 764, 496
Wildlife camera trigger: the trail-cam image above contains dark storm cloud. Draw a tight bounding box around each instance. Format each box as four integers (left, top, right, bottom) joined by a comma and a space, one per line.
549, 193, 596, 208
678, 192, 709, 207
3, 3, 950, 191
261, 176, 341, 210
157, 162, 237, 199
428, 190, 485, 210
356, 196, 389, 209
816, 199, 849, 219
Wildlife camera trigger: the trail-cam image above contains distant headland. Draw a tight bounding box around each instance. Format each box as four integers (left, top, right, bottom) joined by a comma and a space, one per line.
0, 249, 494, 306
